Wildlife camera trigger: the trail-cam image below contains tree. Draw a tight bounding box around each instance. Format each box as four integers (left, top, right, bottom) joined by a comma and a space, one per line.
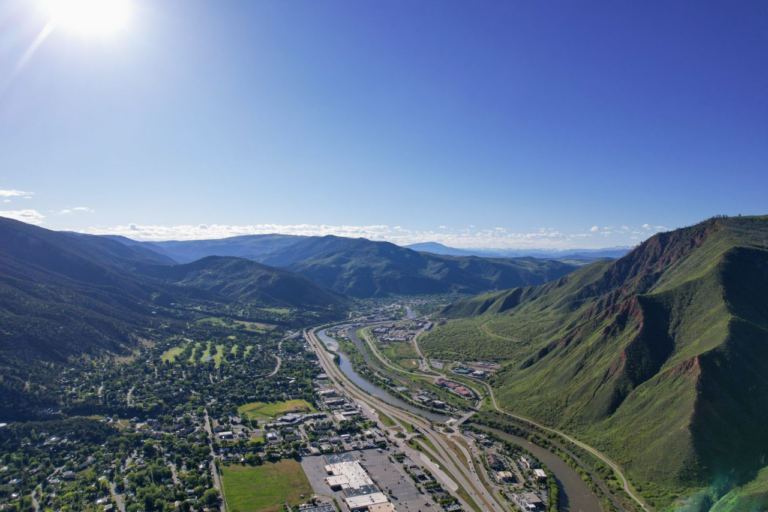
203, 488, 221, 507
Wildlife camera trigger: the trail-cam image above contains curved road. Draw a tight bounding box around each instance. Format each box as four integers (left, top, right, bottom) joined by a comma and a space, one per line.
306, 327, 508, 512
374, 318, 648, 512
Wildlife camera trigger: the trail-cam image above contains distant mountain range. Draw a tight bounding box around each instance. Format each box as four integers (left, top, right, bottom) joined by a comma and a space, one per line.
105, 234, 581, 298
421, 215, 768, 510
0, 218, 344, 364
404, 241, 632, 260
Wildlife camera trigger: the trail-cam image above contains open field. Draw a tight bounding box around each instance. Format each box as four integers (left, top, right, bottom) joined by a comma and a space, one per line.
200, 344, 225, 364
238, 399, 316, 419
222, 460, 312, 512
161, 346, 184, 362
380, 340, 420, 370
197, 316, 276, 332
161, 342, 227, 365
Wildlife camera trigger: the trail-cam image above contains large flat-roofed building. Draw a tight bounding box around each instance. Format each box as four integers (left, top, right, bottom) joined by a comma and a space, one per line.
518, 493, 544, 511
345, 493, 389, 511
324, 461, 374, 491
326, 475, 350, 490
368, 503, 396, 512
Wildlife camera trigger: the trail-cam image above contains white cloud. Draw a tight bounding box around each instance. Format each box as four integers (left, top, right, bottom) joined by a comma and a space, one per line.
0, 209, 45, 225
438, 225, 446, 229
642, 223, 652, 230
2, 200, 9, 203
590, 226, 600, 232
82, 222, 584, 250
0, 189, 32, 197
621, 225, 630, 231
59, 207, 93, 214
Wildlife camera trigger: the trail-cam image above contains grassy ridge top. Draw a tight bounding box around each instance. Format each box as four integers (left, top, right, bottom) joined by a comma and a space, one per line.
421, 215, 768, 510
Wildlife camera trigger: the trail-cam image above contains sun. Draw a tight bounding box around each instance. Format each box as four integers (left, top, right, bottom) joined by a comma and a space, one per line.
41, 0, 132, 36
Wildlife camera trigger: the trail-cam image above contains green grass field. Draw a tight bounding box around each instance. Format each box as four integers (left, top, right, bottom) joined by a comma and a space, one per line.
222, 460, 312, 512
197, 316, 276, 333
161, 346, 184, 363
161, 342, 226, 365
380, 341, 420, 370
237, 400, 316, 420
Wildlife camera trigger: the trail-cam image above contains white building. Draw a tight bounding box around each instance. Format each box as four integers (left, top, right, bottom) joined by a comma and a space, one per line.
345, 493, 389, 511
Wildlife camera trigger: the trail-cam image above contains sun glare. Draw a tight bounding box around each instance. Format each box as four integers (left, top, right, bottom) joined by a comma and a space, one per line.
41, 0, 132, 36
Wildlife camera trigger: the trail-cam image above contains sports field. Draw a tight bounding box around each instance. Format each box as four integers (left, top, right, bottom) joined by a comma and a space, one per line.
222, 460, 312, 512
237, 399, 316, 419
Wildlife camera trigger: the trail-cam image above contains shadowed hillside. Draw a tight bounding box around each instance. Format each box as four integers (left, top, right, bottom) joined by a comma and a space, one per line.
108, 233, 580, 298
261, 235, 579, 298
0, 218, 347, 418
135, 256, 345, 308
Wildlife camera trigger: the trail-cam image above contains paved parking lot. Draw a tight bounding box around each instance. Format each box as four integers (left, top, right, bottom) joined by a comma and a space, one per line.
300, 450, 435, 512
361, 450, 434, 512
302, 455, 352, 511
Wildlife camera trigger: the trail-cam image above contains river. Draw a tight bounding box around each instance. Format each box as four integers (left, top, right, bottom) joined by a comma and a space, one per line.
316, 329, 601, 512
316, 329, 448, 423
473, 425, 602, 512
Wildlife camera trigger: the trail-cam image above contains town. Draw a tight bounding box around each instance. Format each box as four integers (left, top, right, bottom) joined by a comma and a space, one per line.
0, 303, 568, 512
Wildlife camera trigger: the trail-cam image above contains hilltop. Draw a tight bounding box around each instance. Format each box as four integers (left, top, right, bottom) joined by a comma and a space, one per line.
109, 233, 580, 298
0, 218, 347, 418
135, 255, 345, 308
421, 215, 768, 510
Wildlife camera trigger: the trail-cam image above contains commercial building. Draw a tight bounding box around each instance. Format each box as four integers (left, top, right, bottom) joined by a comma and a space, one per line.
345, 493, 390, 511
368, 503, 396, 512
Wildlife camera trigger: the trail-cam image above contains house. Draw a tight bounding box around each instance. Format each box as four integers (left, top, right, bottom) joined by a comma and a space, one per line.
485, 453, 503, 470
455, 387, 472, 397
495, 471, 514, 483
533, 469, 547, 480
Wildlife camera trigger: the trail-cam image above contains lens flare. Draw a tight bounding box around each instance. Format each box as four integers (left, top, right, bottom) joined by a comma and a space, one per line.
41, 0, 132, 36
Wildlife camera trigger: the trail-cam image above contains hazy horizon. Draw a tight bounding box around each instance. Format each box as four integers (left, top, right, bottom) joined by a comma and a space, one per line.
2, 1, 766, 249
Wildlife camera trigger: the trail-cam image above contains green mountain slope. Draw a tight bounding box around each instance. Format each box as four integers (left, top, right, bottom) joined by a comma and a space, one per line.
420, 215, 768, 509
135, 256, 346, 308
0, 218, 347, 418
107, 234, 578, 298
107, 233, 305, 263
259, 235, 578, 298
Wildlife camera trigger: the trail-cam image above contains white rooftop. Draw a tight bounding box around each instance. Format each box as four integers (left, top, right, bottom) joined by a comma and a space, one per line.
345, 493, 389, 510
325, 462, 373, 489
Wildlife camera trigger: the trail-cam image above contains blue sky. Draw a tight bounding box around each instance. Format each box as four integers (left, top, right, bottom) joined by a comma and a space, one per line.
1, 0, 766, 248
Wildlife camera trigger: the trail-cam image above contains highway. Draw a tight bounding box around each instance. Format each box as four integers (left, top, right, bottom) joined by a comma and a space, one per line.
325, 318, 649, 512
305, 326, 509, 512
